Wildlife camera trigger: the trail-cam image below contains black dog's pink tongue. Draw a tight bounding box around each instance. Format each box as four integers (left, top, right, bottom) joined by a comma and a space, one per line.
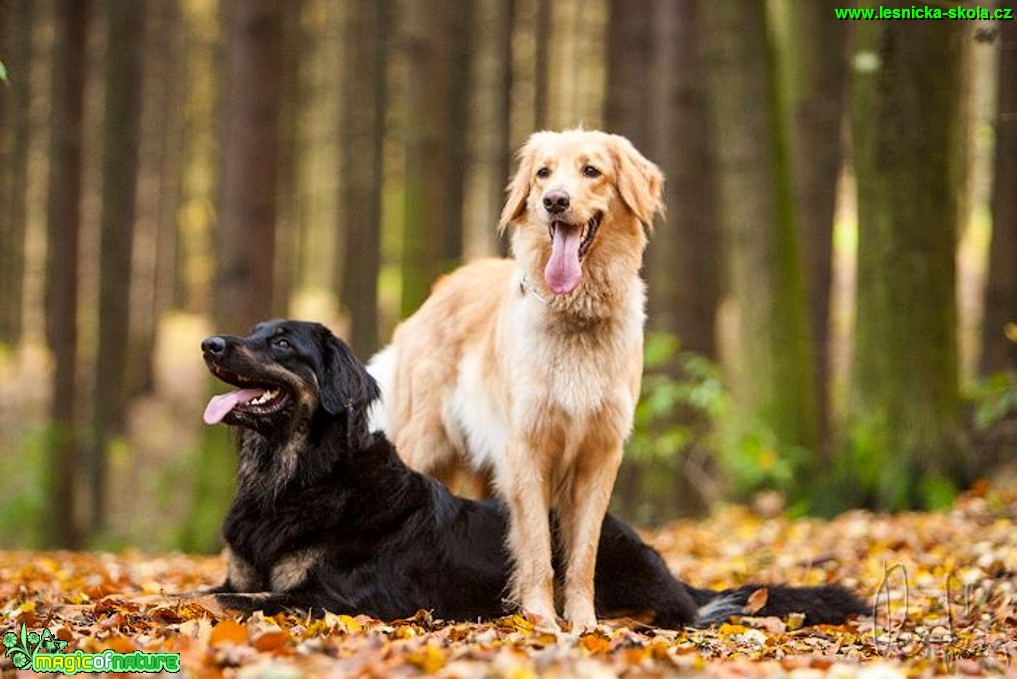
204, 389, 263, 425
544, 222, 582, 295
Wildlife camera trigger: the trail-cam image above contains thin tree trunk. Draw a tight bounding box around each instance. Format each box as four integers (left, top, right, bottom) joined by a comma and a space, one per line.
273, 1, 302, 318
702, 0, 818, 456
650, 0, 719, 358
782, 0, 849, 457
650, 0, 720, 516
340, 0, 389, 357
217, 0, 282, 332
466, 0, 513, 257
44, 0, 90, 549
445, 1, 471, 266
533, 0, 551, 129
0, 0, 33, 346
132, 0, 181, 395
90, 0, 146, 535
175, 0, 220, 314
981, 18, 1017, 376
845, 6, 969, 510
400, 0, 468, 316
494, 0, 514, 256
604, 0, 651, 149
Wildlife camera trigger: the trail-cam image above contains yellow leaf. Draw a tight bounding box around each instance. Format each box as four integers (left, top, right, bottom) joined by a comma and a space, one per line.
335, 613, 362, 633
506, 669, 538, 679
718, 623, 747, 636
786, 612, 806, 630
406, 644, 445, 674
392, 624, 417, 639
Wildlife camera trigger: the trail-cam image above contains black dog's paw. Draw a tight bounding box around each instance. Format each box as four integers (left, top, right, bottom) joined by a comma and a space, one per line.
215, 592, 328, 618
215, 592, 270, 613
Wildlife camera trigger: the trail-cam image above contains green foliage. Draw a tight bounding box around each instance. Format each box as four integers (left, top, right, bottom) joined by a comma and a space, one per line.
630, 333, 810, 504
179, 425, 235, 553
822, 409, 965, 515
0, 428, 50, 548
0, 60, 8, 85
966, 371, 1017, 431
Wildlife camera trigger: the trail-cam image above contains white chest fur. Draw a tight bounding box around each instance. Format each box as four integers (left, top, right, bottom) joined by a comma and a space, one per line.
449, 278, 644, 471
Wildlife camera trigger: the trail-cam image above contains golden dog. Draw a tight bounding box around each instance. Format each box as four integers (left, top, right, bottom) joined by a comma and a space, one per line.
368, 129, 663, 629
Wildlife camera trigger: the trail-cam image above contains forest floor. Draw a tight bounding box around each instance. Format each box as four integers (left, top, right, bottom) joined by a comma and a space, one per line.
1, 489, 1014, 678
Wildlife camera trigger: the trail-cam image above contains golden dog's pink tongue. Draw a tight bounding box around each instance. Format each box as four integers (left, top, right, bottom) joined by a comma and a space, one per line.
544, 222, 582, 295
203, 389, 264, 425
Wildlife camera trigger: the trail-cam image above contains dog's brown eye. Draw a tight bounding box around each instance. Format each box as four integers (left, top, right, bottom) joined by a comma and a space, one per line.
272, 338, 291, 350
536, 167, 551, 179
582, 165, 601, 179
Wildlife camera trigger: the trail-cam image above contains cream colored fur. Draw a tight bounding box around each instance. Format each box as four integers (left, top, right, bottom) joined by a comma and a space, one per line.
368, 129, 664, 629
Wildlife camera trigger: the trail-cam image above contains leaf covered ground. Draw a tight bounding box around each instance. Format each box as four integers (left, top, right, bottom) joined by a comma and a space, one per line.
1, 490, 1013, 678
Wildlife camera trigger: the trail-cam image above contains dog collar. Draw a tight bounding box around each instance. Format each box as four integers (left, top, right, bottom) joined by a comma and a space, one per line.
519, 274, 551, 307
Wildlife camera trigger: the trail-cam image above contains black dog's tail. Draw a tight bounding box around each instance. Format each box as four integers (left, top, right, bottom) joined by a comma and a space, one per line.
689, 583, 867, 627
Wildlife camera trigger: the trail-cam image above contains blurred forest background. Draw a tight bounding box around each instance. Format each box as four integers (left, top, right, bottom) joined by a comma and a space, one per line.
0, 0, 1014, 552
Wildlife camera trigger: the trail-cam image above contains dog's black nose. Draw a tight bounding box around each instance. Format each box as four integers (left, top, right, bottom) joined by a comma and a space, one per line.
202, 336, 227, 355
543, 190, 570, 214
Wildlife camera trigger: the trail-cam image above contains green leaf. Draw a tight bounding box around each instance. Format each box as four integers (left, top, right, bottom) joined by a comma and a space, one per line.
0, 60, 7, 85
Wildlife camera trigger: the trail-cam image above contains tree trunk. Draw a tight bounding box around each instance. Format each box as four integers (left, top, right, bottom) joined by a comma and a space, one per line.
604, 0, 652, 149
400, 0, 469, 317
533, 0, 551, 128
702, 1, 818, 458
272, 1, 302, 318
981, 18, 1017, 376
339, 0, 389, 357
650, 0, 721, 516
845, 7, 968, 511
465, 0, 513, 257
217, 0, 282, 332
0, 0, 33, 347
649, 0, 719, 359
781, 0, 849, 456
44, 0, 90, 549
132, 0, 182, 395
174, 0, 220, 314
90, 0, 146, 535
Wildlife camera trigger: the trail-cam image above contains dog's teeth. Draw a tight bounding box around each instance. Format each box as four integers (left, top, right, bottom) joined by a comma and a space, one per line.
248, 389, 279, 406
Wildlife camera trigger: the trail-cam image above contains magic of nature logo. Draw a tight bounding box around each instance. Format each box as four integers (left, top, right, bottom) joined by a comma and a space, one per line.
3, 622, 180, 675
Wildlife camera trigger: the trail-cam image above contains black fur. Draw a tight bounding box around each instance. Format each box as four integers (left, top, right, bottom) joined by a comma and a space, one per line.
203, 320, 867, 627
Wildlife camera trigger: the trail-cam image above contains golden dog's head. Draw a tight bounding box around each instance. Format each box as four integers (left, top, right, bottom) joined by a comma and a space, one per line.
500, 129, 664, 296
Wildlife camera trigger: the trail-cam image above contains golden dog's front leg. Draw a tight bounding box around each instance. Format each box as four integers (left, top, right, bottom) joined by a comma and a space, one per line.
558, 444, 623, 631
502, 449, 557, 627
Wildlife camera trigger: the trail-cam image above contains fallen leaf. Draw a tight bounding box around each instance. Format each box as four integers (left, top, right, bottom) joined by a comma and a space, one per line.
209, 619, 248, 646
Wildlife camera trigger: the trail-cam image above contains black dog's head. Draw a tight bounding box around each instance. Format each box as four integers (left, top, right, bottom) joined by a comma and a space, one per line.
201, 320, 380, 439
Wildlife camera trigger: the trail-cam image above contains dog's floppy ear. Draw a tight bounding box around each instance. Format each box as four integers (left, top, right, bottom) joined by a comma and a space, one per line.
499, 133, 544, 232
609, 134, 665, 232
318, 328, 381, 416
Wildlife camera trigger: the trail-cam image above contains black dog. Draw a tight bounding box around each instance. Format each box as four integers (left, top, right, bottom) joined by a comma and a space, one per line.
201, 320, 866, 627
